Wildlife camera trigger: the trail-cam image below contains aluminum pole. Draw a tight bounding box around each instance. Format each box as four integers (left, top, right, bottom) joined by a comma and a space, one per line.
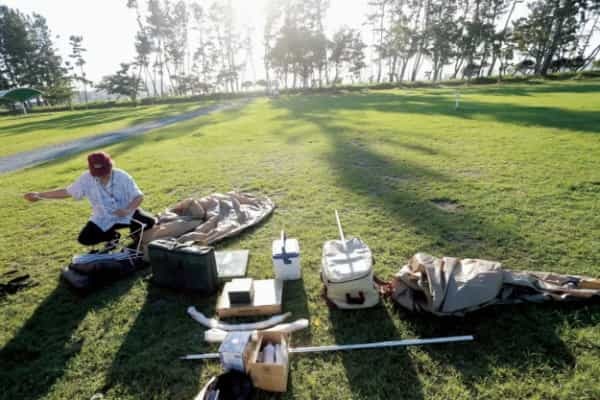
180, 335, 474, 361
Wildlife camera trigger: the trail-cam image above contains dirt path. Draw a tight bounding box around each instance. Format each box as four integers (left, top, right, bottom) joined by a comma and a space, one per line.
0, 101, 245, 174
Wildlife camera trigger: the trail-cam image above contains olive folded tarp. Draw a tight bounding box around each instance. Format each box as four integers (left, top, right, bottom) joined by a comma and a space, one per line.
389, 253, 600, 316
141, 192, 275, 256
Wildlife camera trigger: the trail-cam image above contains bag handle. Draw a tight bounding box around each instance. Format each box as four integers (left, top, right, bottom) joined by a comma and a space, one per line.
280, 230, 286, 253
172, 240, 195, 250
280, 230, 292, 265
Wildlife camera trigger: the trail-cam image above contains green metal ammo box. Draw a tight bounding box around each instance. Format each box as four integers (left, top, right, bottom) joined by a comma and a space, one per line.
148, 239, 218, 294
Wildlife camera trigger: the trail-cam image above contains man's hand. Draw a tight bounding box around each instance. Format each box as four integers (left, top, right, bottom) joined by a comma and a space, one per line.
113, 208, 131, 217
24, 192, 41, 202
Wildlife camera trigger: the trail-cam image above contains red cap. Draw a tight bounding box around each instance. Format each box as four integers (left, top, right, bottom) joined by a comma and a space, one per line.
87, 152, 113, 177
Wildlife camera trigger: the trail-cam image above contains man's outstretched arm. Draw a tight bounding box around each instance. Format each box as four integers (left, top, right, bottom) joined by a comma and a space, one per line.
24, 189, 71, 202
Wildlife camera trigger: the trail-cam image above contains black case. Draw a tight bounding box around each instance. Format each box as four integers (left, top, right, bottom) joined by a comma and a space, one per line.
148, 239, 218, 294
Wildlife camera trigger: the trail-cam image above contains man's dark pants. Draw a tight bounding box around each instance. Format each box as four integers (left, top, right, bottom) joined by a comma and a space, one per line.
77, 208, 156, 246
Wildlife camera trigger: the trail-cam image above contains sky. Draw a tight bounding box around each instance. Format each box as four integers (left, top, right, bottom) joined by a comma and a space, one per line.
2, 0, 370, 83
2, 0, 596, 84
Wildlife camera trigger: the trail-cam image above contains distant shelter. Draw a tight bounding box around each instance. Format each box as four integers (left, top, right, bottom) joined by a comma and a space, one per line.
0, 87, 44, 114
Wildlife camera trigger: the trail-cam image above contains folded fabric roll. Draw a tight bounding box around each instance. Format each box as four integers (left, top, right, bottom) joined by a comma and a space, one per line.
389, 252, 600, 316
141, 192, 275, 260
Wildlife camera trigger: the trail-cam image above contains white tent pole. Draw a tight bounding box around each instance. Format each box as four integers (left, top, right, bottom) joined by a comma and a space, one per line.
181, 352, 220, 360
335, 209, 347, 251
180, 335, 474, 360
289, 335, 474, 354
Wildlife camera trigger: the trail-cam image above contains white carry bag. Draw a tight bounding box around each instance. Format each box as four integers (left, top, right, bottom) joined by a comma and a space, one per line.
321, 210, 379, 309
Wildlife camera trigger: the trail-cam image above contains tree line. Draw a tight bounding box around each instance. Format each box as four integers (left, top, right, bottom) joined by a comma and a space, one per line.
1, 0, 600, 104
0, 6, 94, 104
366, 0, 600, 82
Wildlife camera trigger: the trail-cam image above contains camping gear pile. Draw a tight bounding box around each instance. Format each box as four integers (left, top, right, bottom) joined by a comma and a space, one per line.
182, 227, 305, 395
60, 192, 273, 292
56, 191, 600, 398
61, 219, 148, 291
178, 210, 474, 396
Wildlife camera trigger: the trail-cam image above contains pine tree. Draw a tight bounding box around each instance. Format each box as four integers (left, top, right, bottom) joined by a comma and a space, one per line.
68, 35, 90, 104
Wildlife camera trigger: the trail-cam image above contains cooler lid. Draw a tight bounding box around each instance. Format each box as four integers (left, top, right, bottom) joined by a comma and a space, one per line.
322, 238, 373, 283
272, 238, 300, 259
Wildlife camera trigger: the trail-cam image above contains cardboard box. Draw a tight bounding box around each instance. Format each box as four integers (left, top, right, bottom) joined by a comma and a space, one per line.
246, 331, 290, 392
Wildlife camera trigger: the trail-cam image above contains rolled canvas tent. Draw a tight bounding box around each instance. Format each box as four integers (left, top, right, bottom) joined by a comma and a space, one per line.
388, 252, 600, 316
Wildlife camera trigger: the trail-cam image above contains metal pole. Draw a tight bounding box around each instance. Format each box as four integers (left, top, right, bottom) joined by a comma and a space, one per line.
335, 209, 347, 251
181, 352, 220, 361
180, 335, 474, 361
289, 335, 474, 354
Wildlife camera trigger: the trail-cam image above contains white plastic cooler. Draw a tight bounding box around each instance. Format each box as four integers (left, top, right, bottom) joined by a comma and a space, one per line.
272, 231, 301, 280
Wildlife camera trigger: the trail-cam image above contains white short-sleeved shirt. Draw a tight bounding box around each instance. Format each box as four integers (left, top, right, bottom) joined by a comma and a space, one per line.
67, 168, 144, 232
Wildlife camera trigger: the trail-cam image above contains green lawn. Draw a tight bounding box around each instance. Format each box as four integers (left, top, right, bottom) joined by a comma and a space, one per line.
1, 80, 599, 400
0, 101, 212, 157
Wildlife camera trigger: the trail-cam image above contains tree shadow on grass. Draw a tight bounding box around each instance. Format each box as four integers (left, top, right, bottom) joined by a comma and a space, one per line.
270, 94, 561, 260
0, 277, 137, 400
0, 109, 135, 136
462, 81, 600, 97
282, 278, 312, 343
0, 103, 208, 137
270, 93, 597, 396
320, 132, 523, 260
104, 211, 279, 398
102, 284, 215, 399
17, 101, 251, 178
273, 91, 600, 135
327, 304, 424, 400
396, 301, 600, 396
53, 102, 247, 167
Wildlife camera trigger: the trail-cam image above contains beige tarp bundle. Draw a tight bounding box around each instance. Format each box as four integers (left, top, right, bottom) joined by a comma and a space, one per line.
390, 253, 600, 316
141, 192, 274, 254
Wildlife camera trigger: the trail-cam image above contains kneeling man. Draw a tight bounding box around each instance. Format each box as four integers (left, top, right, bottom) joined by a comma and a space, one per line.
24, 152, 155, 247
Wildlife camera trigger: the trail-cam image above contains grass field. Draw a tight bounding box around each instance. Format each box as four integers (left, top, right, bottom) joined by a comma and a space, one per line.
0, 101, 212, 157
1, 80, 599, 400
